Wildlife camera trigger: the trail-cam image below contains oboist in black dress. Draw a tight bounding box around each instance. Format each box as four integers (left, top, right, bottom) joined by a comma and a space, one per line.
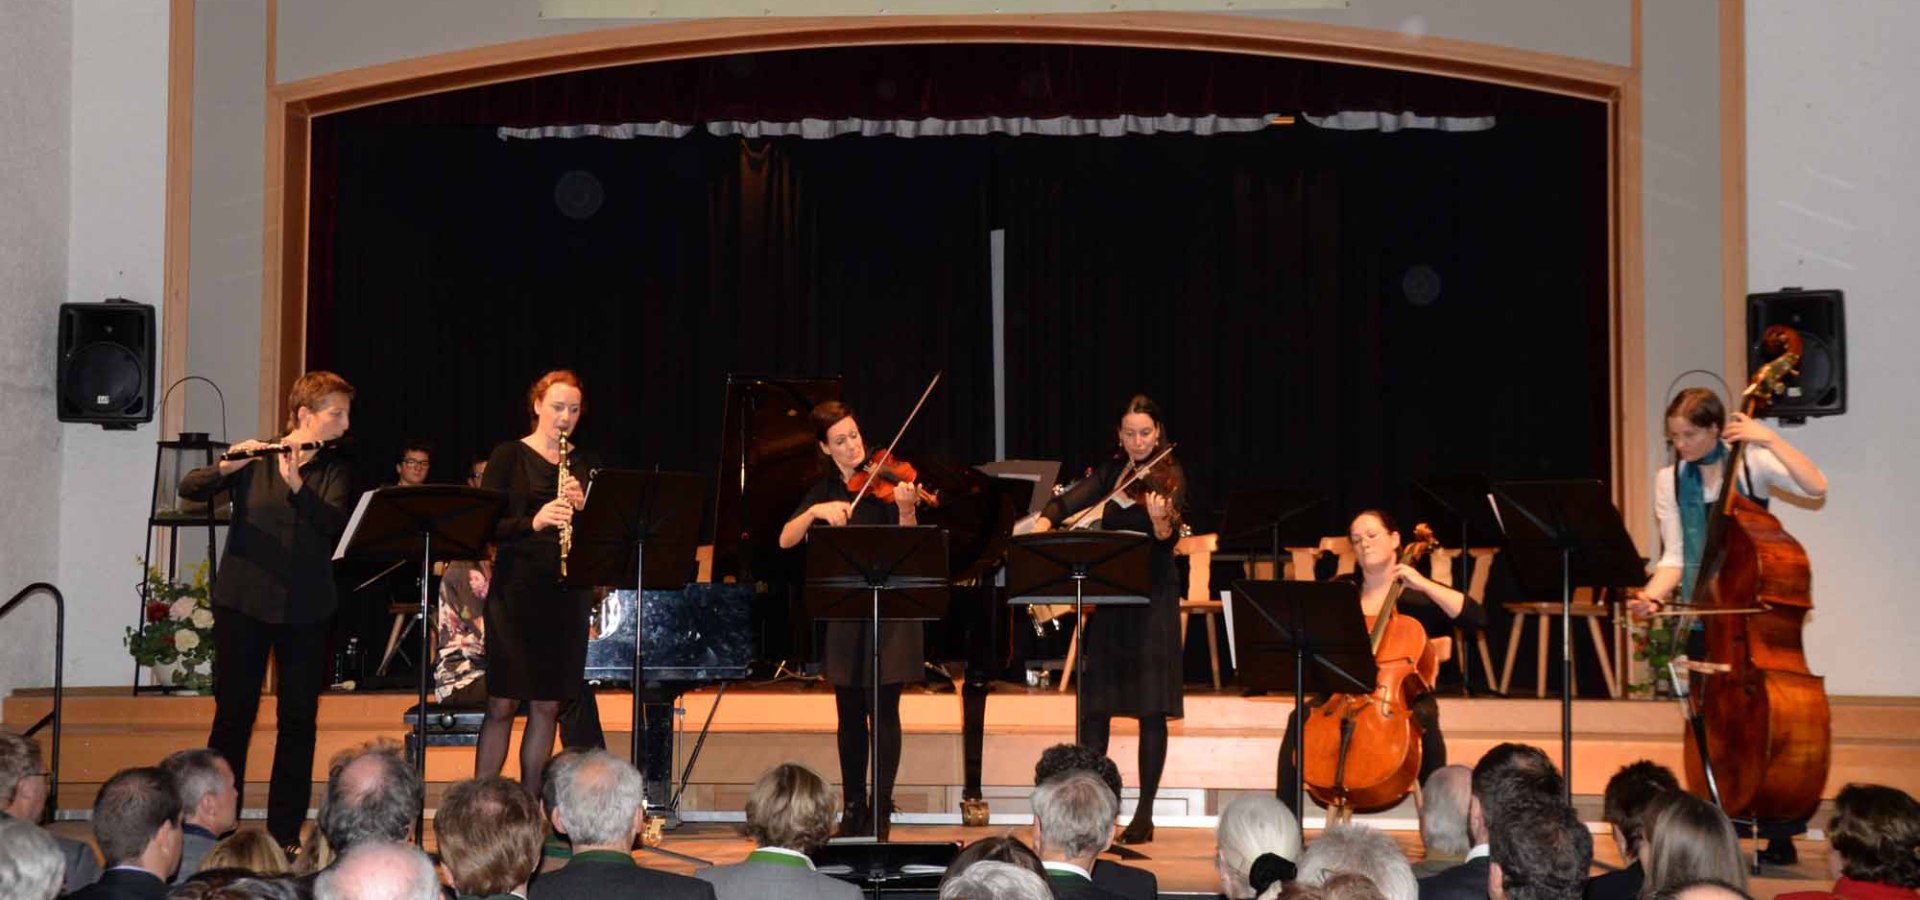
1274, 509, 1486, 814
474, 369, 602, 797
778, 401, 925, 840
180, 371, 356, 852
1028, 394, 1186, 845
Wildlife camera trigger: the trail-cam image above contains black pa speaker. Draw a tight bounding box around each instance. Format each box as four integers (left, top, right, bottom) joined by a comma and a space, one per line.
1747, 288, 1846, 421
57, 298, 156, 428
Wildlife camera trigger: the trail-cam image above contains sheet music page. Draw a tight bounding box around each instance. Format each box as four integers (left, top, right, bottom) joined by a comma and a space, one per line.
332, 489, 377, 560
1486, 493, 1504, 533
1222, 588, 1238, 669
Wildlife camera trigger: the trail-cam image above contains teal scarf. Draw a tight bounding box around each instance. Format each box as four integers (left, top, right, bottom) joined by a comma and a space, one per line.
1676, 441, 1729, 602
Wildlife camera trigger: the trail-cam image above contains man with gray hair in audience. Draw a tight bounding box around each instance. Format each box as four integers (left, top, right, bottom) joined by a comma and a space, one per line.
158, 748, 239, 883
1030, 771, 1125, 900
0, 814, 68, 900
317, 740, 423, 856
528, 748, 715, 900
1297, 823, 1419, 900
70, 767, 183, 900
2, 729, 102, 892
314, 840, 442, 900
1414, 765, 1474, 877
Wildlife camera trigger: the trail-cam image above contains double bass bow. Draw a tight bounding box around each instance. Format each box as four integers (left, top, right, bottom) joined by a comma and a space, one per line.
1301, 523, 1440, 819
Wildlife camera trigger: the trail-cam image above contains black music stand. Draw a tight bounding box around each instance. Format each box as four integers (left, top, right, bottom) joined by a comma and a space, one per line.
333, 485, 502, 844
1219, 488, 1328, 579
1004, 531, 1151, 745
1414, 474, 1504, 694
1489, 479, 1645, 802
1229, 579, 1376, 820
563, 468, 707, 853
814, 840, 961, 900
805, 526, 950, 839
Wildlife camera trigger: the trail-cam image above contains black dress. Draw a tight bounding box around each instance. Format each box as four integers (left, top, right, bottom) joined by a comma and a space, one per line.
793, 473, 926, 687
1040, 455, 1187, 720
482, 440, 599, 700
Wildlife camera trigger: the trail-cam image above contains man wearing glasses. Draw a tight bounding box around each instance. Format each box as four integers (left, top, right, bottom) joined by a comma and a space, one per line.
2, 731, 103, 892
395, 440, 433, 486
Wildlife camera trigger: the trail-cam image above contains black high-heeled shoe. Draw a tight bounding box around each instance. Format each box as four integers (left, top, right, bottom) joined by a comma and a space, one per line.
837, 799, 869, 838
1117, 816, 1154, 845
874, 795, 894, 842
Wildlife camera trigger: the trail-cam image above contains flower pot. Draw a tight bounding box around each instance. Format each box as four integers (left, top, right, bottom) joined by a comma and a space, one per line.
148, 661, 202, 695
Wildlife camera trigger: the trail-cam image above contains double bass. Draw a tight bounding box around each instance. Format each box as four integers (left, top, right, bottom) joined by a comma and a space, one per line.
1301, 523, 1440, 818
1669, 326, 1830, 821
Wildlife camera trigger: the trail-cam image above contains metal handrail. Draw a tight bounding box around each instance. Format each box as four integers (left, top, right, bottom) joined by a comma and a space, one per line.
2, 583, 65, 818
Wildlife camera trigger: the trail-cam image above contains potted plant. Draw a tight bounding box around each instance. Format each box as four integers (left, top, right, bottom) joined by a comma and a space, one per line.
1629, 618, 1682, 697
127, 560, 215, 694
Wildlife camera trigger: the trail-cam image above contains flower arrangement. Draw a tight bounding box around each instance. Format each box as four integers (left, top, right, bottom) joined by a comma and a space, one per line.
1629, 618, 1681, 697
126, 560, 215, 694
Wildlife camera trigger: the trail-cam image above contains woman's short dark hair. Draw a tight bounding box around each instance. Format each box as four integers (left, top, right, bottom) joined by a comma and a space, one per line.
810, 401, 854, 444
1829, 783, 1920, 888
1664, 388, 1726, 432
1350, 509, 1399, 536
943, 834, 1047, 884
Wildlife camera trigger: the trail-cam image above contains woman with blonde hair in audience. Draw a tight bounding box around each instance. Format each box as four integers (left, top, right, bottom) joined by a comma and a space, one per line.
199, 829, 290, 875
1778, 783, 1920, 900
1217, 794, 1302, 899
1639, 792, 1748, 898
695, 763, 861, 900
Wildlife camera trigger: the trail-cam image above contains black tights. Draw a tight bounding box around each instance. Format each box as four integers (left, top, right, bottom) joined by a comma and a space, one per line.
836, 684, 904, 805
1080, 713, 1169, 825
476, 697, 560, 798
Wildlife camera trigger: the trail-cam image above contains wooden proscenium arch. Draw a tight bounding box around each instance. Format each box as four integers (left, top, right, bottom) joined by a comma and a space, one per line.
259, 11, 1643, 529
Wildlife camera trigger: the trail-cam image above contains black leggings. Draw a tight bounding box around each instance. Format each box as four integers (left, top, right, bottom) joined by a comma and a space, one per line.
1275, 693, 1445, 815
836, 684, 904, 804
1080, 713, 1169, 824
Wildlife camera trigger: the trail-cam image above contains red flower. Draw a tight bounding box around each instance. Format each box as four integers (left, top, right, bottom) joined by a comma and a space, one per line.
161, 634, 176, 646
146, 602, 170, 623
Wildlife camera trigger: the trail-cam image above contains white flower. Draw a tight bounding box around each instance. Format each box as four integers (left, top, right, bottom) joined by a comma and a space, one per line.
174, 630, 201, 652
190, 609, 215, 629
170, 599, 197, 621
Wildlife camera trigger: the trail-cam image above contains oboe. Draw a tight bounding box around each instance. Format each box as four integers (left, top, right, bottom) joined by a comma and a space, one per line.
557, 430, 573, 579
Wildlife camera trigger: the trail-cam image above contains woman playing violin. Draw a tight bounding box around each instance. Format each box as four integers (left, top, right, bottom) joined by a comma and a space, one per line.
779, 401, 924, 839
1026, 394, 1186, 844
1275, 509, 1486, 814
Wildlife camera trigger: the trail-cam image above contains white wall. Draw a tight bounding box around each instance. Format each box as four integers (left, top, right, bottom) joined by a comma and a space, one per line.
53, 0, 173, 691
1747, 0, 1920, 696
0, 0, 71, 703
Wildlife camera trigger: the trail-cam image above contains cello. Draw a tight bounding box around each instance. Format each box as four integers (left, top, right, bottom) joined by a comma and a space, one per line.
1666, 326, 1830, 822
1301, 523, 1440, 819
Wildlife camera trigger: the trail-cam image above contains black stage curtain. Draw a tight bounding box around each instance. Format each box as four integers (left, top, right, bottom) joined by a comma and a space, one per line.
309, 87, 1607, 565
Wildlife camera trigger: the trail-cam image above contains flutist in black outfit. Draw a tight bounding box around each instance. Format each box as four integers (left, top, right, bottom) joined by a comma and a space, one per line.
1028, 394, 1187, 845
179, 371, 356, 852
779, 401, 925, 840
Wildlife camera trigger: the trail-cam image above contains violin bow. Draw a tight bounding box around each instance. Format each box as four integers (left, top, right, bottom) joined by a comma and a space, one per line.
847, 370, 942, 511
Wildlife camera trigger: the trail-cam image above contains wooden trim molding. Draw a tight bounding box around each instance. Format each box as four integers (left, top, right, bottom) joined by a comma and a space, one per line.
160, 0, 194, 440
258, 11, 1639, 461
1720, 0, 1748, 389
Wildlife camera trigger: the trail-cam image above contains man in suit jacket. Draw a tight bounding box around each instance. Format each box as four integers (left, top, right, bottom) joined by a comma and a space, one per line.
69, 767, 182, 900
1415, 766, 1476, 878
1489, 801, 1591, 900
158, 748, 238, 883
695, 763, 859, 900
1032, 743, 1157, 900
1033, 772, 1127, 900
528, 749, 715, 900
1420, 767, 1490, 900
3, 730, 103, 893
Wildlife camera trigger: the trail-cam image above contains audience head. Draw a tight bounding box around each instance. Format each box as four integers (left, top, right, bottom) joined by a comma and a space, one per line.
0, 730, 50, 821
92, 765, 184, 873
161, 747, 240, 835
1029, 772, 1118, 865
1216, 794, 1302, 899
468, 455, 489, 488
0, 814, 65, 900
1645, 880, 1753, 900
314, 840, 440, 900
1033, 743, 1124, 801
199, 830, 290, 875
1488, 799, 1592, 900
318, 739, 422, 853
938, 859, 1052, 900
1601, 760, 1680, 863
1827, 783, 1920, 888
1320, 872, 1390, 900
743, 762, 839, 854
1420, 765, 1476, 856
1640, 791, 1746, 897
1472, 743, 1566, 833
551, 749, 645, 850
1296, 824, 1416, 900
434, 776, 545, 897
945, 834, 1047, 883
171, 869, 305, 900
540, 746, 593, 818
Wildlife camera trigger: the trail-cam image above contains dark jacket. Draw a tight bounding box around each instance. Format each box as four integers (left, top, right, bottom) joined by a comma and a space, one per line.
179, 447, 354, 624
67, 867, 171, 900
1092, 859, 1157, 900
1417, 856, 1491, 900
527, 852, 716, 900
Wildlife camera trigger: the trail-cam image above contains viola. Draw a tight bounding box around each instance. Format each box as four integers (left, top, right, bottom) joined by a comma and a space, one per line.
846, 449, 940, 508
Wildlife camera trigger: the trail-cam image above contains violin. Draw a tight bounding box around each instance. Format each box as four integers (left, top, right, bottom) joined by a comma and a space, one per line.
1121, 450, 1184, 531
846, 449, 940, 508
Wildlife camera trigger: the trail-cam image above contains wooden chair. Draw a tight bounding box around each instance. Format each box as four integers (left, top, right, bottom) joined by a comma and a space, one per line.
1498, 587, 1626, 698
